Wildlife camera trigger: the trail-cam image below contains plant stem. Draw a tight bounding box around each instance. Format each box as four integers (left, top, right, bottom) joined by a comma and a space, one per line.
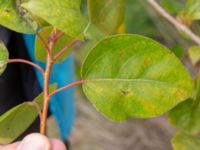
53, 38, 78, 61
40, 43, 54, 134
49, 80, 87, 97
55, 32, 64, 42
8, 59, 45, 74
36, 32, 51, 55
147, 0, 200, 46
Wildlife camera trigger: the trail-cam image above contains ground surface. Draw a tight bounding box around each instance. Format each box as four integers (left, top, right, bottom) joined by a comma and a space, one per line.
47, 92, 175, 150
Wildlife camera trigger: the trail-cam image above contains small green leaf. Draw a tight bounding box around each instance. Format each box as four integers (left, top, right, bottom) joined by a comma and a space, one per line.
0, 102, 38, 145
185, 0, 200, 20
88, 0, 125, 35
81, 34, 193, 121
168, 78, 200, 134
0, 42, 9, 76
35, 27, 73, 63
168, 99, 200, 134
22, 0, 86, 38
0, 84, 57, 144
172, 132, 200, 150
188, 46, 200, 65
0, 0, 37, 34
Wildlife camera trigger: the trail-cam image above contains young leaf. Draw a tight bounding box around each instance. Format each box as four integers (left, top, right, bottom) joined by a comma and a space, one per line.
22, 0, 86, 38
35, 27, 73, 64
87, 0, 125, 35
188, 46, 200, 65
0, 0, 37, 34
172, 132, 200, 150
168, 78, 200, 134
0, 84, 57, 144
81, 34, 193, 121
185, 0, 200, 20
0, 42, 9, 76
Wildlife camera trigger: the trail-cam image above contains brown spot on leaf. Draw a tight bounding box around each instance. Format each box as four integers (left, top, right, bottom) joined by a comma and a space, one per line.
175, 90, 184, 98
143, 59, 149, 65
120, 89, 130, 96
4, 9, 10, 13
118, 50, 125, 59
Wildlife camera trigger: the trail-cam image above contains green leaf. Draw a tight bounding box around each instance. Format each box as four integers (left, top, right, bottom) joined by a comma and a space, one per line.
22, 0, 86, 38
168, 99, 200, 134
0, 0, 37, 34
84, 23, 106, 41
171, 44, 184, 59
0, 42, 9, 76
0, 102, 38, 145
188, 46, 200, 65
0, 84, 57, 144
81, 34, 193, 121
168, 78, 200, 134
35, 27, 73, 64
185, 0, 200, 20
88, 0, 125, 35
172, 132, 200, 150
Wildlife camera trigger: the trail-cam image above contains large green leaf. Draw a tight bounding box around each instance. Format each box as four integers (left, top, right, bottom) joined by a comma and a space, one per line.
0, 0, 37, 34
88, 0, 125, 35
81, 34, 193, 121
22, 0, 86, 38
172, 132, 200, 150
168, 78, 200, 134
0, 42, 9, 76
185, 0, 200, 20
35, 26, 73, 64
0, 84, 57, 144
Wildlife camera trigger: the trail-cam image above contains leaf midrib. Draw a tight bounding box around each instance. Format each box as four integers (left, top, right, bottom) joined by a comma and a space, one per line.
85, 78, 190, 91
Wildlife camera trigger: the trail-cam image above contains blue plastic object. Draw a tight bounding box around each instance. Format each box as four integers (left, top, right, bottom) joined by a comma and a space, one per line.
23, 34, 75, 140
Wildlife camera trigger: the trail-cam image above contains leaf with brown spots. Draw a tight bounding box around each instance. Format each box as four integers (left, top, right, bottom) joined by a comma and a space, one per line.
0, 0, 37, 34
22, 0, 86, 38
81, 34, 193, 121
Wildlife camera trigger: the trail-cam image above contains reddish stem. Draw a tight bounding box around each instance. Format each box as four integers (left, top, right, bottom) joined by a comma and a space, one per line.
55, 32, 64, 42
8, 59, 45, 74
40, 55, 53, 134
49, 80, 87, 97
32, 15, 49, 39
53, 38, 78, 61
36, 32, 51, 55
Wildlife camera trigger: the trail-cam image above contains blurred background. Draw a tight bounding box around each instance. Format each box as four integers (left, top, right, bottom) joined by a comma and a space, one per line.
47, 0, 200, 149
